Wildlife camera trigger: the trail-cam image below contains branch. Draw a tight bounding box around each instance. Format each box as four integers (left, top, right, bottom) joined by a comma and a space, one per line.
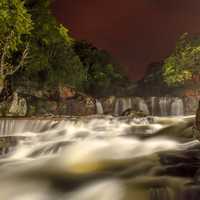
0, 31, 15, 77
6, 45, 29, 76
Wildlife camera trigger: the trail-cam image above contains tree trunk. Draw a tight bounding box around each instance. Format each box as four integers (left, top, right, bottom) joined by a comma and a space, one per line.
0, 78, 5, 95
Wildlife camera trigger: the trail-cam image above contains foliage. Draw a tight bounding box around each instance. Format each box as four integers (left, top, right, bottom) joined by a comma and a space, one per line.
73, 41, 125, 92
0, 0, 125, 94
23, 0, 87, 89
142, 62, 164, 84
0, 0, 32, 86
163, 33, 200, 86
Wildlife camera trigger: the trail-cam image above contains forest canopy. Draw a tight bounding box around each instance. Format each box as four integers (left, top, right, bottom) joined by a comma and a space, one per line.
0, 0, 125, 94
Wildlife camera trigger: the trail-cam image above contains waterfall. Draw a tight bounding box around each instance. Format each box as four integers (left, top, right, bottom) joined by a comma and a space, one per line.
137, 97, 149, 114
171, 98, 184, 116
98, 96, 200, 116
0, 119, 59, 136
113, 97, 186, 116
114, 98, 121, 115
150, 97, 157, 116
95, 100, 104, 114
114, 97, 132, 115
159, 97, 171, 116
122, 98, 132, 112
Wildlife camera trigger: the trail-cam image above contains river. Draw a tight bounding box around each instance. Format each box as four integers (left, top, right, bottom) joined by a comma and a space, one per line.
0, 115, 199, 200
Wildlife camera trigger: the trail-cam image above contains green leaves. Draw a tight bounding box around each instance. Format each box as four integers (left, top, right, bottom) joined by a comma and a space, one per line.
73, 41, 125, 92
0, 0, 125, 93
163, 33, 200, 86
0, 0, 33, 81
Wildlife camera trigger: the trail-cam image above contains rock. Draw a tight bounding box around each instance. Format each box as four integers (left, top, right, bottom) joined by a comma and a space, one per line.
54, 95, 96, 116
101, 96, 116, 114
0, 102, 8, 117
7, 92, 27, 117
80, 96, 96, 115
121, 108, 148, 117
59, 86, 76, 100
184, 96, 199, 115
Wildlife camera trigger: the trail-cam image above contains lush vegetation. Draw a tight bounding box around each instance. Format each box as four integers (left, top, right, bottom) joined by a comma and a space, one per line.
163, 33, 200, 86
0, 0, 125, 95
0, 0, 32, 91
73, 41, 124, 93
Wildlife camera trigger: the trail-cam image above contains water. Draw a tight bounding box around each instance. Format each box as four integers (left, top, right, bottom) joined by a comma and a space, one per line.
137, 97, 150, 114
158, 97, 171, 116
100, 96, 187, 116
114, 98, 132, 115
95, 100, 104, 114
171, 98, 184, 116
0, 115, 199, 200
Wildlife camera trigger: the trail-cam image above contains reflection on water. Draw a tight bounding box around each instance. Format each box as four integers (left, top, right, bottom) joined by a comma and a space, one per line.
0, 115, 199, 200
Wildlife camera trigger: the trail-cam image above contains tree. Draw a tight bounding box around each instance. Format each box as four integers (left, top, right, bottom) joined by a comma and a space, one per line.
0, 0, 32, 92
73, 41, 124, 93
22, 0, 87, 90
163, 33, 200, 86
1, 0, 125, 95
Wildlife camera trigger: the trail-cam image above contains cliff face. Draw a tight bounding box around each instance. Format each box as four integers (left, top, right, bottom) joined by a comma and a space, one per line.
0, 82, 97, 117
0, 75, 198, 117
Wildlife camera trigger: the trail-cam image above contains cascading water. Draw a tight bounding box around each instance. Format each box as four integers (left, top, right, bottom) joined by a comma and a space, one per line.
112, 96, 188, 116
114, 98, 121, 115
137, 97, 150, 114
171, 97, 184, 116
150, 97, 157, 116
114, 98, 132, 115
0, 115, 199, 200
159, 97, 171, 116
95, 100, 104, 114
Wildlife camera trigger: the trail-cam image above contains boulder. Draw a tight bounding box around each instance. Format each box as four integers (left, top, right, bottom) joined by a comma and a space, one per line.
121, 108, 148, 117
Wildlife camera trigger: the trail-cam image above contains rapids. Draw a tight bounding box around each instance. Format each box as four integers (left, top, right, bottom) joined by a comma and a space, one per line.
0, 115, 199, 200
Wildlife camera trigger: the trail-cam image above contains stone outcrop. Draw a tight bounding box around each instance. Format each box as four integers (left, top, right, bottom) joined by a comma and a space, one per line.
100, 96, 116, 114
7, 92, 27, 117
0, 92, 28, 117
0, 82, 96, 116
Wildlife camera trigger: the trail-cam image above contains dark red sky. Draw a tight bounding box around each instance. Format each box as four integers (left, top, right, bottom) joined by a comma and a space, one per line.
53, 0, 200, 80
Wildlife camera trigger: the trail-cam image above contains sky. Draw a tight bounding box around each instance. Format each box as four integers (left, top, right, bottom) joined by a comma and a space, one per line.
53, 0, 200, 80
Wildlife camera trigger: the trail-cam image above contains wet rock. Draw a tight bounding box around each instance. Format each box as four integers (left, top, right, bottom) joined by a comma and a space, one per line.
100, 96, 116, 114
121, 108, 148, 117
